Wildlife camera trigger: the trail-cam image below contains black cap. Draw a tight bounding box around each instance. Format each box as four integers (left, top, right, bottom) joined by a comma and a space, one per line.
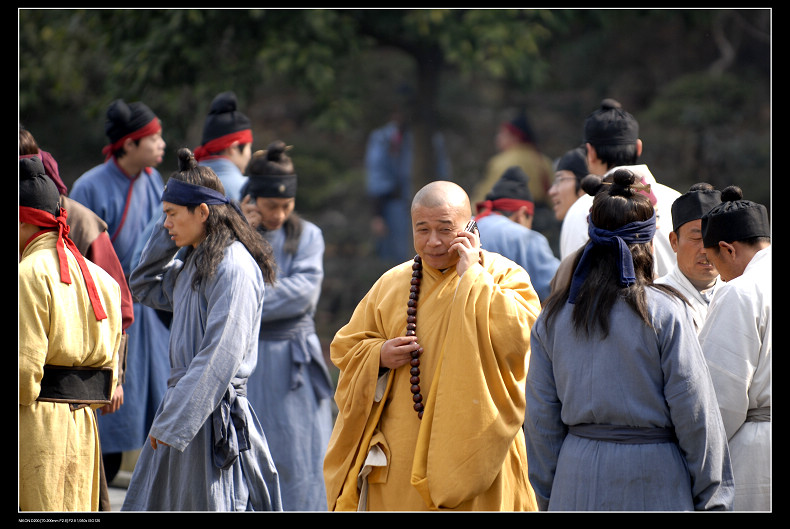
584, 98, 639, 146
556, 146, 588, 182
701, 186, 770, 247
201, 91, 252, 145
20, 156, 60, 217
485, 165, 533, 202
105, 99, 158, 143
671, 185, 722, 230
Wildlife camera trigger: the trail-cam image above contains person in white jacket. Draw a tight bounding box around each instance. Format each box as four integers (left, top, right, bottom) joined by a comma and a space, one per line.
698, 186, 771, 511
655, 183, 723, 333
560, 99, 680, 278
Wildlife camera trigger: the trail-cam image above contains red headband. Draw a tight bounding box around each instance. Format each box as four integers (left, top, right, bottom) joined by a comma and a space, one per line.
102, 117, 162, 161
193, 130, 253, 161
475, 198, 535, 220
19, 206, 108, 321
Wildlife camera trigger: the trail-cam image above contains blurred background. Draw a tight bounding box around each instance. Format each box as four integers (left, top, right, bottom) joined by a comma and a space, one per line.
19, 8, 771, 376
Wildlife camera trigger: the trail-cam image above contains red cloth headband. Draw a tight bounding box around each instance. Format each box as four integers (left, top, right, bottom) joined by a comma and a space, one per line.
19, 206, 108, 321
475, 198, 535, 220
102, 117, 162, 161
193, 130, 253, 161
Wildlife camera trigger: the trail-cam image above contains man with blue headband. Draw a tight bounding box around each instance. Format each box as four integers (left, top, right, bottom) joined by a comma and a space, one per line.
121, 148, 282, 511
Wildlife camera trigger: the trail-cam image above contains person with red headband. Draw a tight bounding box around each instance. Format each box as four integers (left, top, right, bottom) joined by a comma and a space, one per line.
194, 91, 253, 202
20, 125, 135, 510
474, 165, 559, 303
19, 156, 123, 511
70, 99, 171, 489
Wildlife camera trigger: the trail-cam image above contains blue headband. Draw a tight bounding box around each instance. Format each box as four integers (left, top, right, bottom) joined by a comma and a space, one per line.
161, 178, 243, 216
568, 211, 656, 304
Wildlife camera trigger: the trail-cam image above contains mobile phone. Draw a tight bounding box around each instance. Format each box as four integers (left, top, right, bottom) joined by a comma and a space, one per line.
464, 219, 478, 234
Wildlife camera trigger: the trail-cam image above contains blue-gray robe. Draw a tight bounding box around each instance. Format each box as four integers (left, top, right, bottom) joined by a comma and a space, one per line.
246, 220, 334, 511
524, 287, 734, 511
122, 216, 282, 511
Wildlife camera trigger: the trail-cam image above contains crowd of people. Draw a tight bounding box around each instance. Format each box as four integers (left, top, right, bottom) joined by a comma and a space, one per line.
19, 94, 770, 513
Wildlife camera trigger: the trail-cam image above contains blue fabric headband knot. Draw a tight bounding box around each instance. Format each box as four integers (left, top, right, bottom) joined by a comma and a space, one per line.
161, 178, 242, 216
568, 211, 657, 304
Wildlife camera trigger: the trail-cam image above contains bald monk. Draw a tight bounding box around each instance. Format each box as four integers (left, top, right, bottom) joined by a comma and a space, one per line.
324, 181, 541, 511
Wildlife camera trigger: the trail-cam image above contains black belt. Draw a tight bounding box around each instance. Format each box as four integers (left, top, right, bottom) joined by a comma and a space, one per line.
568, 423, 677, 444
37, 365, 113, 410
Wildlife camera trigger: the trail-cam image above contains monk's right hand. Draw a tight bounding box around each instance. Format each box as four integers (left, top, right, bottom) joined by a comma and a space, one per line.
380, 336, 421, 370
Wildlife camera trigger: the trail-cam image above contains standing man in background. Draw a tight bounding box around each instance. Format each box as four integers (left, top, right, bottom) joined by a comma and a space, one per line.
194, 90, 254, 202
70, 98, 171, 485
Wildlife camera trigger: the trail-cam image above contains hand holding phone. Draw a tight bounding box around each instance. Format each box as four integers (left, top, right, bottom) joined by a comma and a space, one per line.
454, 219, 482, 276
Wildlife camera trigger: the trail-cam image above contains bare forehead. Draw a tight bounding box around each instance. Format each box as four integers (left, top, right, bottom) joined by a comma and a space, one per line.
411, 181, 470, 217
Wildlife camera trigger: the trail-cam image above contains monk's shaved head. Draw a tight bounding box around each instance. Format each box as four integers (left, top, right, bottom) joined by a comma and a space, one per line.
411, 181, 471, 218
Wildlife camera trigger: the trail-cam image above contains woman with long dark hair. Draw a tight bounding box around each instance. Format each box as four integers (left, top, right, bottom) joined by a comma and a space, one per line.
122, 148, 281, 511
524, 168, 734, 511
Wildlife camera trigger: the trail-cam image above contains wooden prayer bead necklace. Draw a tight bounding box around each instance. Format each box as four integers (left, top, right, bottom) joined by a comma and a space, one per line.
407, 254, 425, 419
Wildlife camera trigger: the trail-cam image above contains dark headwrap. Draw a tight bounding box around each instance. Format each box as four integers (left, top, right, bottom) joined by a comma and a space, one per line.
246, 174, 297, 199
19, 156, 107, 320
194, 91, 253, 162
102, 99, 161, 161
475, 165, 534, 219
556, 146, 588, 183
584, 98, 639, 146
19, 150, 67, 195
161, 178, 242, 216
569, 211, 657, 304
245, 143, 298, 199
671, 187, 722, 230
701, 187, 770, 247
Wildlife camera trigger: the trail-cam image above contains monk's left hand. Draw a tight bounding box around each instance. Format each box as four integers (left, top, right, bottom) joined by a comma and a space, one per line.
451, 228, 481, 277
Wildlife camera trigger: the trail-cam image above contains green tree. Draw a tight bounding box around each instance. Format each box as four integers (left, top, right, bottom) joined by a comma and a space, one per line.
20, 8, 560, 192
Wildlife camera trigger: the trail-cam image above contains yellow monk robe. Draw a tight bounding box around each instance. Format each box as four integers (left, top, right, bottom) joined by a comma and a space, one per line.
324, 251, 541, 511
19, 232, 122, 511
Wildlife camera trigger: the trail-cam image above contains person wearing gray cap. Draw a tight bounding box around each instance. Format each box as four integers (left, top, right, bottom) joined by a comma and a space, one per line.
655, 183, 723, 333
698, 186, 771, 511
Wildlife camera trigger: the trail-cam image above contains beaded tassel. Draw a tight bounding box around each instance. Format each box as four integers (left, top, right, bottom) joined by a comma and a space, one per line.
408, 255, 425, 419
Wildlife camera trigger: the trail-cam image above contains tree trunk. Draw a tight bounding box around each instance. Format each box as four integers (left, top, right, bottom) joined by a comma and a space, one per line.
411, 45, 444, 193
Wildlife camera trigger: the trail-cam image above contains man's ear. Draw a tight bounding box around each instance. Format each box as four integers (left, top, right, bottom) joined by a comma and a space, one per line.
585, 142, 597, 165
719, 240, 736, 257
198, 202, 210, 222
668, 230, 679, 253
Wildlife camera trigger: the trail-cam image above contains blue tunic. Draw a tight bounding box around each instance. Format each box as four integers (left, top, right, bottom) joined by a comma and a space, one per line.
524, 287, 734, 511
199, 156, 249, 202
475, 213, 559, 302
246, 220, 334, 511
122, 216, 282, 511
70, 159, 170, 453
